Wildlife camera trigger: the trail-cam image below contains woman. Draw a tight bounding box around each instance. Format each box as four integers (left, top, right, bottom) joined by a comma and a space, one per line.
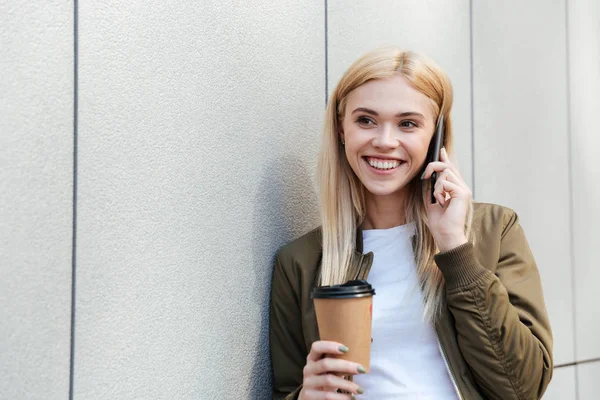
270, 48, 553, 400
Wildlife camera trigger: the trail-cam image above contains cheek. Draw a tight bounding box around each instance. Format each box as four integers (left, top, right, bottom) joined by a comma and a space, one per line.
343, 130, 364, 157
345, 143, 361, 166
405, 139, 430, 161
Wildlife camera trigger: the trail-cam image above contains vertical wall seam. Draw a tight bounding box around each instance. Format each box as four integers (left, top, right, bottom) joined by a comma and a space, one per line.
469, 0, 476, 196
69, 0, 78, 398
564, 0, 579, 397
324, 0, 328, 105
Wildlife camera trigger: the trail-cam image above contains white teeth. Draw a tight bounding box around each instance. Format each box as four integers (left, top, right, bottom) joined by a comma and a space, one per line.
368, 158, 400, 170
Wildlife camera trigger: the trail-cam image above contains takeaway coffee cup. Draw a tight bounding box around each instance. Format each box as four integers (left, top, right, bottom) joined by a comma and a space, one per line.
311, 280, 375, 371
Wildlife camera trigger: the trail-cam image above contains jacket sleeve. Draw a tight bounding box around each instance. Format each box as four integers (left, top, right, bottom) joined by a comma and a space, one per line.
270, 253, 305, 400
434, 210, 553, 400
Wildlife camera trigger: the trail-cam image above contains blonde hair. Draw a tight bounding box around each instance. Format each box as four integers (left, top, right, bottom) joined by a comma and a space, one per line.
317, 47, 473, 321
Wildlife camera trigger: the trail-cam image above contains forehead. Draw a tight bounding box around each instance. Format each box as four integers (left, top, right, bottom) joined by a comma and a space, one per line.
344, 75, 434, 118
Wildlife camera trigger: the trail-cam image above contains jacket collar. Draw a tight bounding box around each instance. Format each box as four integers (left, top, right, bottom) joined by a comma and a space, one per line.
355, 225, 365, 255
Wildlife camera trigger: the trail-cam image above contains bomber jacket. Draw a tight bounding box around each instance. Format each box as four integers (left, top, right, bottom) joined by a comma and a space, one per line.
269, 202, 553, 400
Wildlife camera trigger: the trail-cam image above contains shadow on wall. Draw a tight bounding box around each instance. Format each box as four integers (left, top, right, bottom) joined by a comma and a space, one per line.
249, 156, 319, 398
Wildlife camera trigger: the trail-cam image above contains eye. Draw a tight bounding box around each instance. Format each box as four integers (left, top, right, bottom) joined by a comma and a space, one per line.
356, 116, 376, 126
399, 120, 419, 128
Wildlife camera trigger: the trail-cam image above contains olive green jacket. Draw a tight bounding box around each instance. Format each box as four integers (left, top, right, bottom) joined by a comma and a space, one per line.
269, 202, 553, 400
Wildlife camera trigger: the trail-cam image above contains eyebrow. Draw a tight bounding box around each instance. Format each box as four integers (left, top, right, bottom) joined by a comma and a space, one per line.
351, 107, 425, 119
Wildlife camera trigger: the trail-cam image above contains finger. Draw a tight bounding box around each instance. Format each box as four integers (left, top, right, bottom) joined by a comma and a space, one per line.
422, 155, 463, 181
423, 162, 462, 181
436, 170, 472, 201
440, 167, 469, 190
422, 161, 450, 180
304, 374, 361, 395
440, 147, 450, 163
432, 169, 452, 206
433, 182, 446, 207
307, 357, 365, 376
427, 167, 468, 200
440, 148, 463, 179
433, 174, 448, 207
302, 389, 354, 400
435, 179, 465, 201
435, 193, 445, 208
436, 168, 451, 184
307, 341, 348, 362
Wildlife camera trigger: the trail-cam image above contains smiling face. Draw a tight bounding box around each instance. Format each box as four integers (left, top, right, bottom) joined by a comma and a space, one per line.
339, 75, 437, 203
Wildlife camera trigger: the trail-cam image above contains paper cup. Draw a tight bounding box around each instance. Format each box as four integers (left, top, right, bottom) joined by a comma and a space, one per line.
312, 280, 375, 371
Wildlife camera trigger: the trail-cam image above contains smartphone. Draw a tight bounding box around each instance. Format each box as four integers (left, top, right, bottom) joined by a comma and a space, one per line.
427, 115, 445, 204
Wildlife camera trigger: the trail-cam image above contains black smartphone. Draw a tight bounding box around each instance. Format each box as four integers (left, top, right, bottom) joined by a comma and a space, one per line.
426, 115, 445, 204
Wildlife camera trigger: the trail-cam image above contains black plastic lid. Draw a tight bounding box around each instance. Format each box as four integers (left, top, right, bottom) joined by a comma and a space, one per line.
311, 280, 375, 299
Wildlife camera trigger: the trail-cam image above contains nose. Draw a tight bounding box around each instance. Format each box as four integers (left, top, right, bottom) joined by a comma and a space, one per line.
372, 123, 400, 149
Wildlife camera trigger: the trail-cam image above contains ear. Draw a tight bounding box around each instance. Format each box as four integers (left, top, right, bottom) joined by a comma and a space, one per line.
338, 121, 345, 144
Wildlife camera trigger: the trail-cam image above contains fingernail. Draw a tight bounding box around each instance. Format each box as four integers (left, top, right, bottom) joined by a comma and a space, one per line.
351, 396, 357, 400
357, 365, 367, 374
420, 171, 426, 180
357, 387, 365, 394
339, 345, 349, 353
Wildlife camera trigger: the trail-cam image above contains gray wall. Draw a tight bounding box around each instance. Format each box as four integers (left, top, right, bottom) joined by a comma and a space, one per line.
472, 0, 573, 365
1, 1, 73, 399
1, 0, 598, 399
73, 1, 322, 399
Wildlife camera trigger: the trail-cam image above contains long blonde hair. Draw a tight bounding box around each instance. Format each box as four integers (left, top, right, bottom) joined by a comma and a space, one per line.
317, 47, 473, 321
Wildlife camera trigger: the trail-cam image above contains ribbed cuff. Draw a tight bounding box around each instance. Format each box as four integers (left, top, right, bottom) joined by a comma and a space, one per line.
434, 242, 490, 290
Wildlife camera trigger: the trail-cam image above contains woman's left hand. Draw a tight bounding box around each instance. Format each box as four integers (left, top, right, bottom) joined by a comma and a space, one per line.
421, 147, 472, 253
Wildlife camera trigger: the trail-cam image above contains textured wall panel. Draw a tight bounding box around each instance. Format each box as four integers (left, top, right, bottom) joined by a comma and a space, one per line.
328, 0, 473, 187
578, 361, 600, 398
568, 0, 600, 362
542, 367, 576, 400
75, 1, 324, 398
0, 1, 73, 398
472, 1, 574, 365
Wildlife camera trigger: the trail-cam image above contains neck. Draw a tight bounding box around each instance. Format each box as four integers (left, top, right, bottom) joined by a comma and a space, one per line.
361, 190, 408, 230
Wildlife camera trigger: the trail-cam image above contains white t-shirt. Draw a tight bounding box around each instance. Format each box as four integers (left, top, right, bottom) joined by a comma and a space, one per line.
352, 222, 458, 400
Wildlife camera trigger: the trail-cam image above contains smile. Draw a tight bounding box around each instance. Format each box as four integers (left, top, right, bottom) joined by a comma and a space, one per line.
364, 156, 404, 171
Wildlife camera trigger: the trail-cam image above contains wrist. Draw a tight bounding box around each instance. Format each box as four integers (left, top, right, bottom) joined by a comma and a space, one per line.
436, 234, 468, 253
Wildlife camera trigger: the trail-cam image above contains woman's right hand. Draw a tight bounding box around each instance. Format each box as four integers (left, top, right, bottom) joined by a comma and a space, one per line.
298, 340, 366, 399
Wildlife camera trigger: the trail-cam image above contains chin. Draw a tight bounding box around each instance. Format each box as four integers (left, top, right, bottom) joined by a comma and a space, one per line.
362, 183, 406, 197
